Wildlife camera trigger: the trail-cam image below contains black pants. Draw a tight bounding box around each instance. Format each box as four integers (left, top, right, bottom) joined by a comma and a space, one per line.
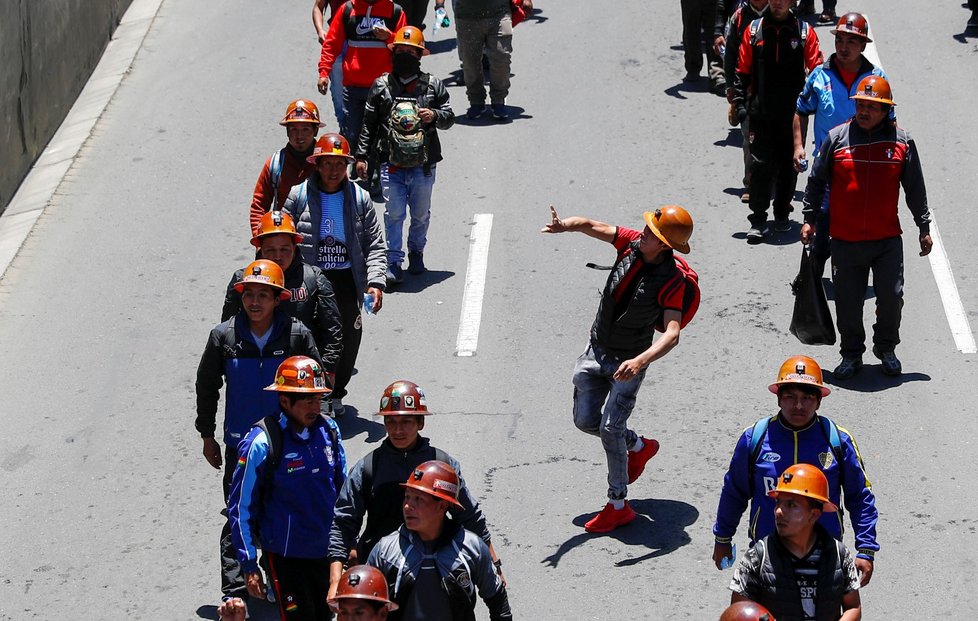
324, 269, 362, 401
680, 0, 722, 83
221, 444, 247, 598
267, 554, 333, 621
747, 114, 798, 228
394, 0, 430, 28
831, 236, 904, 358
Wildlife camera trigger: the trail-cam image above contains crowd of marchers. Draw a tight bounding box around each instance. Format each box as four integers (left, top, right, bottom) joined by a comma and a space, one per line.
192, 0, 939, 619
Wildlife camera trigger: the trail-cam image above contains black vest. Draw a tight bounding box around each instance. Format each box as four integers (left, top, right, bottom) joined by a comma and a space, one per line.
756, 526, 848, 621
590, 242, 679, 358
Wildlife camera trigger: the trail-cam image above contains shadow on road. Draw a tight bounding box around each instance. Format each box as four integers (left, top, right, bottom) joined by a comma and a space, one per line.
714, 128, 743, 148
388, 269, 455, 293
731, 222, 803, 246
664, 79, 710, 101
824, 369, 930, 392
427, 38, 457, 55
335, 405, 387, 443
541, 498, 699, 568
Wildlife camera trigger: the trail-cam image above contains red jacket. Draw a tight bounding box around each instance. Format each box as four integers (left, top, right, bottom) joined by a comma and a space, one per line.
318, 0, 406, 88
250, 147, 316, 234
802, 120, 931, 242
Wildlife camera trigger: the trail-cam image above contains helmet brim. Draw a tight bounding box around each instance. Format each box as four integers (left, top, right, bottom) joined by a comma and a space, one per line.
327, 595, 398, 612
251, 232, 305, 248
768, 380, 831, 397
233, 281, 292, 301
307, 152, 355, 164
829, 27, 872, 42
767, 489, 837, 512
263, 384, 332, 394
400, 482, 464, 507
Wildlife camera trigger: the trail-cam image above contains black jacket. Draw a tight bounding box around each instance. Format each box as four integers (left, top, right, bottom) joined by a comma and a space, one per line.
222, 256, 343, 372
356, 71, 454, 166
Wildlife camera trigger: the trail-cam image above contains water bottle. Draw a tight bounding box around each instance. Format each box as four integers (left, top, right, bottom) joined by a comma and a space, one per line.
433, 6, 449, 32
363, 292, 375, 315
719, 43, 726, 57
720, 543, 738, 570
799, 157, 809, 172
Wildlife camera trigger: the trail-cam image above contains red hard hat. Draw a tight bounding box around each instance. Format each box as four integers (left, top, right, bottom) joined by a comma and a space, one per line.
401, 460, 463, 507
719, 601, 776, 621
327, 565, 398, 611
830, 12, 872, 42
378, 380, 431, 416
264, 356, 332, 394
308, 133, 354, 163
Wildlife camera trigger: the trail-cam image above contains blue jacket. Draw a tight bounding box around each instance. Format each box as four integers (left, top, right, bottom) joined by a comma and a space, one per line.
228, 412, 347, 573
713, 414, 879, 560
796, 55, 887, 153
195, 311, 320, 445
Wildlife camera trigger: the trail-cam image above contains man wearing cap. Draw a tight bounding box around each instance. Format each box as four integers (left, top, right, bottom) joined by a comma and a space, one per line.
327, 381, 501, 603
228, 356, 346, 620
542, 205, 694, 533
729, 464, 862, 620
196, 260, 322, 605
800, 75, 931, 380
793, 13, 889, 277
223, 211, 343, 395
367, 460, 513, 621
250, 100, 324, 234
285, 133, 387, 416
356, 26, 454, 285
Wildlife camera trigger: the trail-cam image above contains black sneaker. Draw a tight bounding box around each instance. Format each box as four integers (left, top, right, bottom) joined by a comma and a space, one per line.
833, 357, 863, 380
774, 217, 791, 232
491, 104, 509, 120
873, 346, 902, 376
386, 263, 404, 285
466, 104, 487, 119
407, 251, 426, 275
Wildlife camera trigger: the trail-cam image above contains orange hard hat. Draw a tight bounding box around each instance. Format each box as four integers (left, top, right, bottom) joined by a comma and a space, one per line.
643, 205, 693, 254
327, 565, 398, 611
851, 75, 895, 106
768, 355, 831, 397
768, 463, 837, 512
378, 380, 431, 416
233, 259, 291, 301
307, 133, 354, 163
280, 99, 325, 127
401, 460, 463, 507
264, 356, 332, 394
830, 12, 872, 42
719, 601, 775, 621
251, 210, 304, 248
389, 26, 430, 55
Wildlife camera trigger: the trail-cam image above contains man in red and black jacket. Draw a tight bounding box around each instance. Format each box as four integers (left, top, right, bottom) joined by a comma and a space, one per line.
732, 0, 822, 243
801, 76, 932, 380
317, 0, 406, 149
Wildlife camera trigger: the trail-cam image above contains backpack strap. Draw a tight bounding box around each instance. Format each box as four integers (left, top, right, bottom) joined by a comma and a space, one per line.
747, 415, 774, 495
818, 416, 844, 468
256, 414, 284, 485
799, 18, 809, 45
748, 17, 763, 46
269, 148, 285, 211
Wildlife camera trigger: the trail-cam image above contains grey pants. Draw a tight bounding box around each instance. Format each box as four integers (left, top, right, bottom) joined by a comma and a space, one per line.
456, 14, 513, 106
572, 343, 645, 500
831, 236, 904, 358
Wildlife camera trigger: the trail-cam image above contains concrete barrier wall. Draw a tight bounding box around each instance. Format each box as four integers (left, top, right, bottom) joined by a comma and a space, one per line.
0, 0, 134, 214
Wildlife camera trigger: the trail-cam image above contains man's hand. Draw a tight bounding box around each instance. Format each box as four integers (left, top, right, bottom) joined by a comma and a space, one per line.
317, 31, 327, 44
521, 0, 533, 10
727, 103, 739, 127
919, 233, 933, 257
218, 597, 247, 621
245, 571, 266, 599
541, 205, 569, 233
373, 25, 392, 40
355, 160, 368, 180
418, 107, 436, 124
203, 438, 222, 470
793, 146, 807, 172
800, 222, 814, 245
713, 541, 733, 570
317, 76, 329, 95
713, 35, 725, 55
613, 357, 644, 382
855, 557, 874, 586
367, 287, 384, 313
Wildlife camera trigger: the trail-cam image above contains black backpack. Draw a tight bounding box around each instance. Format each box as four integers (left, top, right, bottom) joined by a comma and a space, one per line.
256, 414, 339, 483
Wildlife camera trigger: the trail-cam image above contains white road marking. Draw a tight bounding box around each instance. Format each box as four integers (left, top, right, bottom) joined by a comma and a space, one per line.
864, 17, 976, 353
455, 214, 493, 357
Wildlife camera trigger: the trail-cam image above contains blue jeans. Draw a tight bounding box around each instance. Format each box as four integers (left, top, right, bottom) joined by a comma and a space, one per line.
342, 85, 371, 149
329, 48, 346, 130
381, 164, 436, 265
572, 343, 646, 500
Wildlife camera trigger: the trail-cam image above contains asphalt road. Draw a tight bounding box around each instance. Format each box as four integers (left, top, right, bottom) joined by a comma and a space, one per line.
1, 0, 976, 619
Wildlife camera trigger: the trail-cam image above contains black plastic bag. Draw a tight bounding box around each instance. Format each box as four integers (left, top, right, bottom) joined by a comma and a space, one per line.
789, 246, 836, 345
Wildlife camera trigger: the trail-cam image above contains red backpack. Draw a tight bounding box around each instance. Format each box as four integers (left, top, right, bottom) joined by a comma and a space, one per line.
655, 255, 700, 332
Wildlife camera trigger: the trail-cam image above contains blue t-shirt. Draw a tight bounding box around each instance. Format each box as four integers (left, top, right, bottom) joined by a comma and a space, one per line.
318, 190, 350, 270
